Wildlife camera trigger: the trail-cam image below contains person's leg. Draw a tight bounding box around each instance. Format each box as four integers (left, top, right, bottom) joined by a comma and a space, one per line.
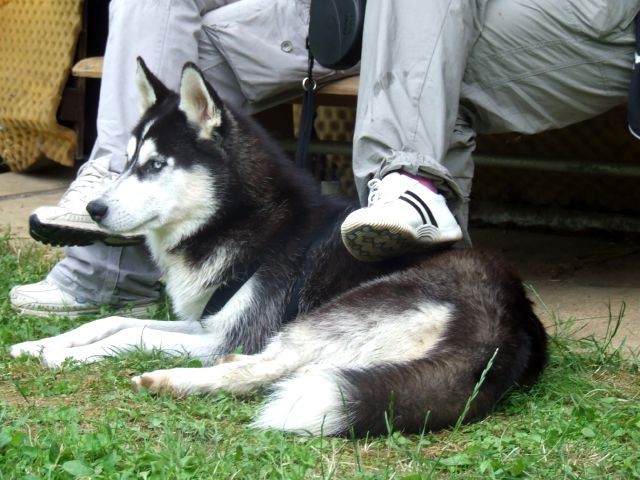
14, 0, 320, 315
51, 0, 216, 307
55, 0, 217, 308
200, 0, 355, 114
345, 0, 639, 261
454, 0, 637, 242
461, 0, 638, 136
11, 0, 216, 316
440, 115, 476, 246
352, 0, 487, 204
342, 0, 487, 260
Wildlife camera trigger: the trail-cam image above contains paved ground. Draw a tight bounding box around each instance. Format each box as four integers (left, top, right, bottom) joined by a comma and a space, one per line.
472, 228, 640, 353
1, 167, 639, 353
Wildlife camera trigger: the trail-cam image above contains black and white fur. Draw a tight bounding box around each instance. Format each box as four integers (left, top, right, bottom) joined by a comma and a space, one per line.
11, 59, 548, 436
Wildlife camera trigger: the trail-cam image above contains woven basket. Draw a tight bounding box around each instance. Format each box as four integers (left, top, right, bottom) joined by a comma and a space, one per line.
0, 0, 83, 171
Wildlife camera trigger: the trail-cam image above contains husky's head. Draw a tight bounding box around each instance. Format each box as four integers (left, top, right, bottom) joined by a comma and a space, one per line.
87, 58, 235, 244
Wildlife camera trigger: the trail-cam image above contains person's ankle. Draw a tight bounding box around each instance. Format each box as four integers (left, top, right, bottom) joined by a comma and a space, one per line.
397, 171, 438, 193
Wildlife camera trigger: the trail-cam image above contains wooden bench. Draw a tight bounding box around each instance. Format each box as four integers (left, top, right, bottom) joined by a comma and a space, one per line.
72, 56, 360, 100
71, 56, 104, 79
71, 56, 359, 155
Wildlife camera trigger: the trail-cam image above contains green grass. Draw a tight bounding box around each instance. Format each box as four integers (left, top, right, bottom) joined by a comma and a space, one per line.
1, 235, 639, 479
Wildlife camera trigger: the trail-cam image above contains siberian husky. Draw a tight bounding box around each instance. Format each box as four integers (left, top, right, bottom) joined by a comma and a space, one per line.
11, 59, 547, 436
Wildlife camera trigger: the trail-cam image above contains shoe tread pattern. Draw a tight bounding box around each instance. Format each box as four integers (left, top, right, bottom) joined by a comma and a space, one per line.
341, 224, 417, 262
29, 215, 143, 247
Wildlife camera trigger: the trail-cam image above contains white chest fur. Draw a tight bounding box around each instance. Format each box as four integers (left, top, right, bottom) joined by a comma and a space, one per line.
148, 236, 235, 322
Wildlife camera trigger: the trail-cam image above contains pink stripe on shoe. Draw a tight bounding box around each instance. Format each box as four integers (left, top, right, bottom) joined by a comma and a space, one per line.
399, 171, 438, 193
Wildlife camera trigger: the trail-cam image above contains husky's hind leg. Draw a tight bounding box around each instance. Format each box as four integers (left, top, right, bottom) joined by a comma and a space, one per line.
131, 333, 308, 396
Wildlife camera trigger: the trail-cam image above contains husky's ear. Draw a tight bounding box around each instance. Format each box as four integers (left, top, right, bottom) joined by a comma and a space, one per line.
178, 62, 223, 139
136, 57, 170, 113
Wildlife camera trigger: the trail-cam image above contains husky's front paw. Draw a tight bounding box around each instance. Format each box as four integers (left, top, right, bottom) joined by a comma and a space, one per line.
132, 369, 199, 396
39, 347, 106, 369
40, 349, 75, 369
132, 370, 174, 395
10, 340, 48, 358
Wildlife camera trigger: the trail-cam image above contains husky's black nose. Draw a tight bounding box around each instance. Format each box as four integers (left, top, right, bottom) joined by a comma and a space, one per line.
87, 200, 109, 222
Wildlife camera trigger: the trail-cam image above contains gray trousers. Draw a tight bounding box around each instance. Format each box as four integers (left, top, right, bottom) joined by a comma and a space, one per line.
49, 0, 639, 304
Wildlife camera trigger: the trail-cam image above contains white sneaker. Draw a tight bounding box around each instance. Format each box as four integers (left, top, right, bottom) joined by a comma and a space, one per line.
341, 172, 463, 261
29, 158, 143, 247
9, 279, 157, 319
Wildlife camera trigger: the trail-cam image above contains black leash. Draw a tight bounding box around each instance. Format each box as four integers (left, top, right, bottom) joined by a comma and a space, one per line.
295, 38, 317, 170
200, 219, 338, 323
296, 0, 367, 167
201, 262, 260, 318
629, 13, 640, 139
200, 259, 301, 324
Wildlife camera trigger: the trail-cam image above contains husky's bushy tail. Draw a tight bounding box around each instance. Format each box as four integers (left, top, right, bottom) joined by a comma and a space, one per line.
254, 317, 547, 436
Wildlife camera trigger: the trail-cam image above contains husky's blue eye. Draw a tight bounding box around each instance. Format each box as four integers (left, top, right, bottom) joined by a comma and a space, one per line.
151, 160, 164, 170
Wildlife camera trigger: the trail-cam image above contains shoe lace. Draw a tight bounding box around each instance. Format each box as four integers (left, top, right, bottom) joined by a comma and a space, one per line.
61, 161, 116, 204
367, 178, 383, 206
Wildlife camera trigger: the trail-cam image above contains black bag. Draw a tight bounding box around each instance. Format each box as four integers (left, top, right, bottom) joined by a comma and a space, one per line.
296, 0, 366, 169
308, 0, 367, 70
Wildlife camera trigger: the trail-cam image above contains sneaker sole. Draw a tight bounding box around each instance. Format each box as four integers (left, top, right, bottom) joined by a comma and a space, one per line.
12, 302, 158, 319
341, 221, 462, 262
29, 215, 144, 247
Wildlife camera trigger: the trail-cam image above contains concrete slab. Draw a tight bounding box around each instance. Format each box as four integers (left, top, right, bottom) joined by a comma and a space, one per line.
0, 170, 72, 240
472, 228, 640, 353
0, 170, 74, 197
0, 191, 67, 239
0, 171, 638, 352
